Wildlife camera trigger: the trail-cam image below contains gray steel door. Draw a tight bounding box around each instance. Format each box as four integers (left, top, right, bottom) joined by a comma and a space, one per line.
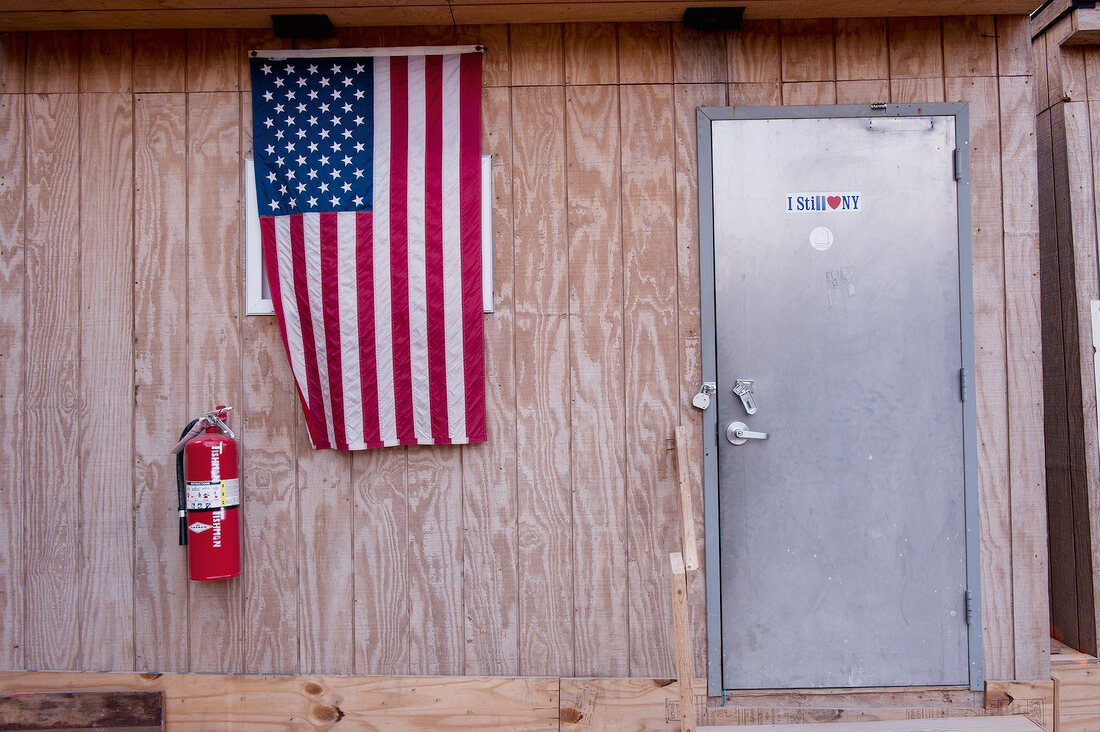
709, 110, 978, 690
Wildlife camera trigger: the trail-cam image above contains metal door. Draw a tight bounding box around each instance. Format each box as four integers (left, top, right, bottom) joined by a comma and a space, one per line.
698, 105, 981, 693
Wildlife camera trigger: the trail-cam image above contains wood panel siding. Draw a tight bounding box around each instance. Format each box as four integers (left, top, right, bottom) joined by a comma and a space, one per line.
0, 18, 1045, 686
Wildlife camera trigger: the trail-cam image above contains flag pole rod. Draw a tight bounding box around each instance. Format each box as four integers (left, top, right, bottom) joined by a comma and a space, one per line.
250, 45, 484, 59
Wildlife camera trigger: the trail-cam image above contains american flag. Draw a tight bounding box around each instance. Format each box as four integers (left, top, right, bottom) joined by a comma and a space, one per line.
249, 50, 485, 450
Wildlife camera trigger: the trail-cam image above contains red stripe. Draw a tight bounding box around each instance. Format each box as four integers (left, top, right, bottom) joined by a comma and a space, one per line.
356, 210, 382, 447
424, 55, 450, 443
319, 212, 348, 450
290, 214, 331, 449
459, 53, 486, 442
389, 56, 416, 445
260, 216, 313, 433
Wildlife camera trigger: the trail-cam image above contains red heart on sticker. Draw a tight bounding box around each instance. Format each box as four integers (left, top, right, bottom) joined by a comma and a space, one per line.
827, 196, 842, 209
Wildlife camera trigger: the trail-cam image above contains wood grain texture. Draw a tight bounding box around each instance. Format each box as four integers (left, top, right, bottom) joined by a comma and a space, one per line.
943, 16, 997, 78
239, 91, 298, 676
237, 28, 283, 93
1044, 20, 1066, 111
1052, 663, 1100, 732
186, 91, 242, 673
891, 77, 945, 103
888, 17, 944, 79
456, 25, 510, 87
133, 29, 185, 93
782, 80, 836, 104
567, 84, 626, 677
0, 93, 24, 671
621, 82, 677, 679
79, 91, 135, 672
565, 22, 617, 85
406, 445, 465, 675
835, 18, 887, 81
674, 82, 726, 678
510, 24, 563, 86
512, 84, 573, 677
24, 93, 81, 671
25, 31, 78, 93
948, 75, 1013, 682
0, 32, 26, 93
1033, 33, 1049, 117
297, 434, 354, 675
670, 553, 695, 732
728, 19, 779, 84
462, 85, 519, 677
185, 28, 237, 92
779, 18, 834, 82
132, 92, 189, 673
0, 690, 164, 729
837, 79, 890, 104
729, 81, 781, 105
352, 446, 410, 675
996, 15, 1032, 77
1059, 44, 1086, 104
79, 29, 132, 92
670, 23, 725, 84
618, 22, 671, 84
999, 74, 1049, 681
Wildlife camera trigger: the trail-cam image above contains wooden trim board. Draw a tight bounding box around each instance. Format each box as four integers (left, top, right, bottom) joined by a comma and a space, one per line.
704, 717, 1042, 732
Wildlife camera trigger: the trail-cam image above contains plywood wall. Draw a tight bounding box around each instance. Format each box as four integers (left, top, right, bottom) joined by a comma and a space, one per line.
0, 16, 1047, 682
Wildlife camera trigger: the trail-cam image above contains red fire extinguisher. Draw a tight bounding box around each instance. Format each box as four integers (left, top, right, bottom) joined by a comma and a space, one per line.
171, 406, 241, 581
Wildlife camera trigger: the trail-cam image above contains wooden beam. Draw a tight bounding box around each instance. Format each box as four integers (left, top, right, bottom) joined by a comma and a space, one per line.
669, 552, 695, 732
674, 426, 700, 571
0, 691, 164, 730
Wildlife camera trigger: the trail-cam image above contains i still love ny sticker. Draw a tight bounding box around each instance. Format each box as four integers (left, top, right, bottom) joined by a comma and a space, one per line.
786, 192, 862, 212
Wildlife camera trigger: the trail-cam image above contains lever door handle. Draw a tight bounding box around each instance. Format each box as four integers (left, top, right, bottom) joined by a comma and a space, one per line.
726, 421, 768, 445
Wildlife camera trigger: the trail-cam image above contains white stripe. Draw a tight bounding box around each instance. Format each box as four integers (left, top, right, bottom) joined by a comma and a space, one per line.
373, 57, 398, 445
303, 212, 337, 445
441, 54, 467, 443
273, 217, 312, 444
337, 211, 362, 447
407, 55, 431, 442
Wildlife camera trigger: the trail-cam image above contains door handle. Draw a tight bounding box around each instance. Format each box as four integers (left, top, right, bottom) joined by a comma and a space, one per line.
726, 421, 768, 445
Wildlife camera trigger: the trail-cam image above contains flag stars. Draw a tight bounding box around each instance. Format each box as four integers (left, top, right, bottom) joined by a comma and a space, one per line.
307, 115, 319, 126
342, 129, 353, 140
308, 89, 319, 100
319, 129, 330, 140
274, 103, 285, 114
353, 89, 365, 100
319, 182, 330, 193
353, 142, 365, 153
307, 64, 318, 74
275, 129, 285, 140
263, 91, 274, 101
319, 102, 330, 113
296, 129, 307, 139
353, 115, 365, 127
307, 196, 318, 207
331, 141, 342, 153
353, 168, 364, 179
273, 77, 285, 87
261, 64, 272, 74
353, 195, 364, 207
330, 195, 341, 207
341, 181, 352, 193
263, 117, 275, 128
354, 63, 365, 73
265, 144, 275, 155
342, 77, 353, 87
285, 90, 296, 100
331, 63, 341, 73
319, 155, 330, 166
319, 77, 330, 87
285, 64, 295, 74
342, 154, 353, 166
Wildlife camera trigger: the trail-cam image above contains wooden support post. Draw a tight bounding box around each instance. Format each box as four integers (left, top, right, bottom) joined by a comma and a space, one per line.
671, 551, 696, 732
674, 425, 700, 570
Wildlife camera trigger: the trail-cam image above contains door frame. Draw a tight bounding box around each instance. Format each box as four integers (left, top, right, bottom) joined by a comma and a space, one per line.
696, 103, 983, 695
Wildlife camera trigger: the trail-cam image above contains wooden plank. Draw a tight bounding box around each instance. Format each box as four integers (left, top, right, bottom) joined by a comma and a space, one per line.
706, 718, 1042, 732
0, 32, 26, 92
24, 92, 81, 671
132, 92, 189, 673
985, 680, 1055, 732
670, 23, 725, 84
728, 19, 779, 84
237, 28, 283, 92
669, 553, 695, 732
618, 22, 671, 84
1033, 32, 1049, 117
943, 16, 997, 78
888, 17, 943, 79
621, 82, 677, 678
79, 29, 132, 92
186, 91, 242, 674
453, 25, 508, 87
352, 446, 410, 675
297, 439, 354, 674
25, 31, 78, 92
0, 672, 559, 732
674, 82, 726, 677
461, 84, 519, 677
996, 15, 1032, 78
565, 22, 617, 85
782, 80, 836, 104
512, 83, 573, 677
0, 691, 163, 729
999, 73, 1050, 682
779, 18, 834, 82
406, 445, 465, 675
185, 28, 237, 92
729, 81, 780, 105
510, 24, 563, 86
835, 17, 887, 81
78, 90, 135, 672
891, 77, 945, 103
1044, 18, 1067, 111
948, 75, 1014, 682
238, 91, 298, 676
837, 79, 890, 104
674, 427, 699, 571
1059, 44, 1087, 103
567, 83, 626, 678
134, 29, 185, 92
0, 92, 24, 672
1051, 664, 1100, 732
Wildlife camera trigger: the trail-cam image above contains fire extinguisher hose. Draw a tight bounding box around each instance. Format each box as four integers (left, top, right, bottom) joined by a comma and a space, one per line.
175, 419, 200, 546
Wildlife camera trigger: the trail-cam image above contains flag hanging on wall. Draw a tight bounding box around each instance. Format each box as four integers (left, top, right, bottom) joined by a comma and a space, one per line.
249, 49, 486, 450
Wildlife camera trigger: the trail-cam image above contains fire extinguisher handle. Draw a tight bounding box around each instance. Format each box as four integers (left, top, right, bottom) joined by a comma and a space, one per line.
175, 418, 200, 546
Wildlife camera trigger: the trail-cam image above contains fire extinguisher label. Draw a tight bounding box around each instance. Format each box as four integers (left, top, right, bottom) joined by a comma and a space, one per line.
187, 478, 240, 510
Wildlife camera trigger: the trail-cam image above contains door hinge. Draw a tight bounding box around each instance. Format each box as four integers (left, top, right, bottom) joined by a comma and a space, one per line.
953, 149, 963, 180
965, 590, 975, 625
960, 368, 968, 402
